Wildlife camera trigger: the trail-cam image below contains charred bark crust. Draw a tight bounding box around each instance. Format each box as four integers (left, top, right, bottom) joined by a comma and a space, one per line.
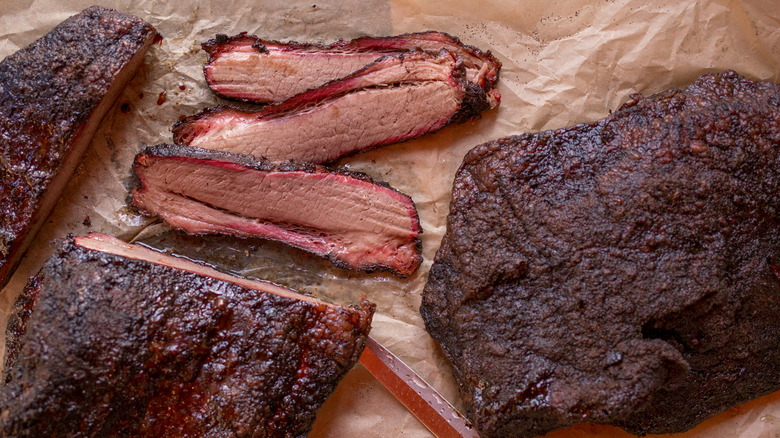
138, 143, 414, 190
0, 237, 374, 437
0, 5, 158, 286
421, 70, 780, 438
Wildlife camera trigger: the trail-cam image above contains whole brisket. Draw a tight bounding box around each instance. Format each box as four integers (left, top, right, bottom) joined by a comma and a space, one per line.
0, 6, 158, 288
1, 233, 374, 437
421, 71, 780, 437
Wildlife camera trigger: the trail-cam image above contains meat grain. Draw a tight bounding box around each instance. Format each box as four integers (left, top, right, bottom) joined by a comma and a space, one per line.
132, 145, 422, 277
173, 50, 494, 164
203, 31, 501, 104
421, 71, 780, 437
1, 233, 374, 437
0, 6, 158, 288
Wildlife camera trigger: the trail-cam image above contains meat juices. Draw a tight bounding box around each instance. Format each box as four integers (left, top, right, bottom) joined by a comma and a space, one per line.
421, 71, 780, 438
174, 51, 494, 164
1, 233, 374, 437
0, 6, 158, 288
132, 145, 423, 277
203, 31, 501, 104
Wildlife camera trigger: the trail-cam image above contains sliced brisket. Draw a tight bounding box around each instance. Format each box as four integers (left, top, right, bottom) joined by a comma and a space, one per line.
173, 50, 493, 164
421, 71, 780, 437
132, 145, 422, 277
1, 233, 374, 437
0, 6, 158, 288
203, 31, 501, 104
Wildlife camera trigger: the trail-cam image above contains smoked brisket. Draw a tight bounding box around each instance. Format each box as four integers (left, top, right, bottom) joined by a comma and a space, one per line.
203, 31, 501, 104
132, 145, 423, 277
173, 50, 493, 164
421, 71, 780, 437
1, 233, 374, 437
0, 6, 158, 288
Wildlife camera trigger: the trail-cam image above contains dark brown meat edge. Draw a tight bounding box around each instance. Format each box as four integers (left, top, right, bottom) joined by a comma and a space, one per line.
0, 5, 159, 288
421, 70, 780, 438
1, 233, 374, 437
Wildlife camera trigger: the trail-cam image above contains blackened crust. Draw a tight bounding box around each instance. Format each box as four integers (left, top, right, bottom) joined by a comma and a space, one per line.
138, 143, 410, 192
202, 32, 268, 58
0, 238, 374, 436
0, 6, 158, 287
422, 70, 780, 437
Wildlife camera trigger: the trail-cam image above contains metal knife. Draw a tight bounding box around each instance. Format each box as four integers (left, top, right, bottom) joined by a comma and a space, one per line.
360, 336, 480, 438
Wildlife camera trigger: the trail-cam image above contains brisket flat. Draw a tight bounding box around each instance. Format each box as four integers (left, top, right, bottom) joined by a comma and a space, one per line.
1, 233, 374, 437
421, 71, 780, 437
0, 6, 158, 288
203, 31, 501, 104
132, 145, 422, 277
173, 50, 493, 164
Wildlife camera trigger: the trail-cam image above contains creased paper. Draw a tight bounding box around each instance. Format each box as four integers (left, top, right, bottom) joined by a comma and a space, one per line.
1, 0, 779, 436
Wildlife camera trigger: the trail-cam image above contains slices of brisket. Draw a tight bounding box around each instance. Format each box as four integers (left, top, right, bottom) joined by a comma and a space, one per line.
1, 233, 374, 437
203, 31, 501, 104
0, 6, 158, 288
421, 71, 780, 437
132, 145, 422, 277
173, 50, 493, 164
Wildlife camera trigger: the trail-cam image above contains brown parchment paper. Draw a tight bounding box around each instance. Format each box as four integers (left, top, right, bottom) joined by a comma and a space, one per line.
1, 0, 780, 436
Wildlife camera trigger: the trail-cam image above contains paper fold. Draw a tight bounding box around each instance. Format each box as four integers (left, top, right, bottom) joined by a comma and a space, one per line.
1, 0, 778, 436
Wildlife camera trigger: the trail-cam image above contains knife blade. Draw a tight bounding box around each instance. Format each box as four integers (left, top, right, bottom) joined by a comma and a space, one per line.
360, 336, 480, 438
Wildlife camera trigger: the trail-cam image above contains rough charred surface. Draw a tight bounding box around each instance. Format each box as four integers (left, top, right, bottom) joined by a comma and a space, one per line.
203, 31, 501, 104
421, 71, 780, 438
1, 235, 374, 437
2, 275, 41, 385
132, 145, 423, 277
174, 51, 493, 164
0, 6, 158, 288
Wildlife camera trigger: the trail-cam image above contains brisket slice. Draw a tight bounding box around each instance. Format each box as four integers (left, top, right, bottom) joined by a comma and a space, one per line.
173, 50, 493, 164
420, 70, 780, 438
1, 233, 374, 437
132, 145, 422, 277
0, 6, 158, 288
203, 31, 501, 104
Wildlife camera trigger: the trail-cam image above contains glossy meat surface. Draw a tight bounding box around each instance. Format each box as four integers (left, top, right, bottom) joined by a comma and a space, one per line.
1, 234, 374, 437
421, 71, 780, 437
